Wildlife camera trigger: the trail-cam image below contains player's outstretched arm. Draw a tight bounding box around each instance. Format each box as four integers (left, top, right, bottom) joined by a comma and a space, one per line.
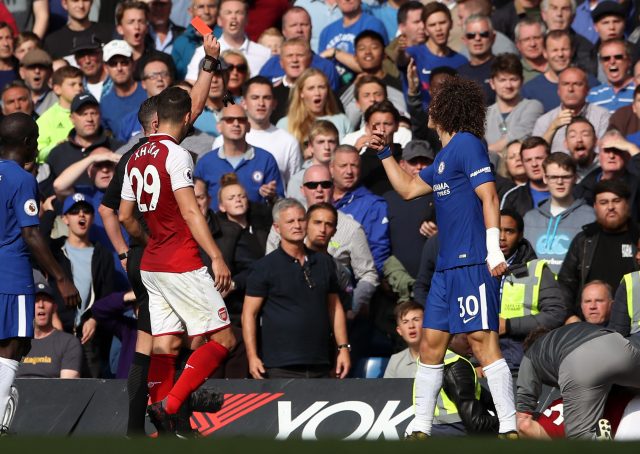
21, 226, 80, 307
189, 33, 221, 122
369, 129, 432, 200
242, 295, 266, 379
118, 199, 148, 247
174, 187, 231, 293
474, 181, 507, 277
328, 293, 350, 379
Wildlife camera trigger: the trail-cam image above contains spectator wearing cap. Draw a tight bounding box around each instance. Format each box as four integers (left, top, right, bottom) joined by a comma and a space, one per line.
1, 81, 35, 117
99, 40, 148, 141
41, 93, 122, 197
383, 140, 436, 278
49, 193, 116, 377
17, 272, 82, 379
0, 22, 18, 89
142, 0, 185, 54
36, 66, 84, 162
587, 1, 638, 84
587, 39, 636, 113
43, 0, 113, 60
19, 48, 57, 115
571, 0, 626, 44
258, 7, 340, 92
71, 35, 111, 101
185, 0, 271, 83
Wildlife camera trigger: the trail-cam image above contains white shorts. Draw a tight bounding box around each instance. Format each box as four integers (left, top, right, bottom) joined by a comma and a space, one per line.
141, 266, 230, 336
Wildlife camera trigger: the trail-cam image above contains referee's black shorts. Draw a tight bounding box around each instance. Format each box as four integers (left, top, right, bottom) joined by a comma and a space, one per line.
127, 245, 151, 334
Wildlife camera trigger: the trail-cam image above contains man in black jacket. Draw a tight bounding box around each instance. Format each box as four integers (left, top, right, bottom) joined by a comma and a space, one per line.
40, 93, 122, 197
558, 179, 639, 314
51, 193, 116, 378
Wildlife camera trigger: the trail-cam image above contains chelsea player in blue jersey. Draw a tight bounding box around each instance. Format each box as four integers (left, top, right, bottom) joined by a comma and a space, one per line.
372, 77, 517, 438
0, 113, 80, 434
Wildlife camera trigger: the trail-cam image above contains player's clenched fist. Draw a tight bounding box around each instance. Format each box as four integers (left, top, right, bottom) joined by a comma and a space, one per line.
211, 256, 231, 293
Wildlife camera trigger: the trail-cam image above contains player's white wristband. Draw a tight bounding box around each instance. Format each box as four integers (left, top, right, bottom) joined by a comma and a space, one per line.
486, 227, 506, 270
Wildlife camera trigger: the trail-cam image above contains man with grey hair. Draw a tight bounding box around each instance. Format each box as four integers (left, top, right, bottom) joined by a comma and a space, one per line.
267, 165, 379, 317
242, 198, 351, 379
458, 14, 497, 104
515, 18, 548, 83
539, 0, 596, 75
456, 0, 517, 58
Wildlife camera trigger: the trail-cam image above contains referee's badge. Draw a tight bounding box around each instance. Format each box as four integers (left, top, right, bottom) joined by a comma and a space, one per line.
23, 199, 38, 216
252, 171, 263, 183
438, 161, 445, 174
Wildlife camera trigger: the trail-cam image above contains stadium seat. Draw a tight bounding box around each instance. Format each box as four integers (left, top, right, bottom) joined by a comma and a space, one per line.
353, 357, 390, 378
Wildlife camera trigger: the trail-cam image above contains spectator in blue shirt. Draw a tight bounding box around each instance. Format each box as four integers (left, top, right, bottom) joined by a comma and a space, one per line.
99, 40, 148, 140
318, 0, 388, 86
195, 104, 284, 211
259, 6, 340, 91
587, 39, 636, 113
403, 2, 468, 109
330, 144, 390, 274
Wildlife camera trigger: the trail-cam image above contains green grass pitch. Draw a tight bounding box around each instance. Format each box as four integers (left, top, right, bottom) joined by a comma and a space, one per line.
2, 437, 640, 454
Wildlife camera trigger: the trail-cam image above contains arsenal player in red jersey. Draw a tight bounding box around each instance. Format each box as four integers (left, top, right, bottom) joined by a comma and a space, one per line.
119, 84, 235, 435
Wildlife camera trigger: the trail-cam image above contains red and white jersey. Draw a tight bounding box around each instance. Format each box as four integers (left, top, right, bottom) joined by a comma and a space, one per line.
121, 134, 203, 273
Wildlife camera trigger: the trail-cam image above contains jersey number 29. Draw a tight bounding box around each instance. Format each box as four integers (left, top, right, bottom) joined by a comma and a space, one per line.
130, 165, 161, 212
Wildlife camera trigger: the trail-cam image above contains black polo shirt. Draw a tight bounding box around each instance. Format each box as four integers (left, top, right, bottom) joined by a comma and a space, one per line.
246, 247, 339, 368
101, 136, 149, 247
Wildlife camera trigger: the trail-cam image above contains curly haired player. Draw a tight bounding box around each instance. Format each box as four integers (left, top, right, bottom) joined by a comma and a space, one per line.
370, 76, 516, 438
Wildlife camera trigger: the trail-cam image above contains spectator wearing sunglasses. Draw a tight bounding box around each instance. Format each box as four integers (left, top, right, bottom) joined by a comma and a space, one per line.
457, 14, 497, 105
267, 165, 379, 317
195, 103, 284, 211
221, 49, 249, 101
243, 198, 351, 379
587, 39, 636, 113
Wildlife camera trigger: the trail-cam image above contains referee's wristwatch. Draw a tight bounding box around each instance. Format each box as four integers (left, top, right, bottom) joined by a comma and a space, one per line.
337, 343, 351, 352
202, 55, 221, 73
118, 250, 129, 260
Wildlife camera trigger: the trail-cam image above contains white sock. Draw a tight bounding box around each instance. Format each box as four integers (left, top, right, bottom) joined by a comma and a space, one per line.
413, 361, 444, 435
0, 357, 19, 422
483, 358, 516, 433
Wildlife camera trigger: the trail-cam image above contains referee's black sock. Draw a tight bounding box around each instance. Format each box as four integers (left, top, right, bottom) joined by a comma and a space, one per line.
126, 352, 150, 436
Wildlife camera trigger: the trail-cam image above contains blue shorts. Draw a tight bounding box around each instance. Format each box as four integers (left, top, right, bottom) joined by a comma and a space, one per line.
0, 293, 35, 340
424, 264, 499, 334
